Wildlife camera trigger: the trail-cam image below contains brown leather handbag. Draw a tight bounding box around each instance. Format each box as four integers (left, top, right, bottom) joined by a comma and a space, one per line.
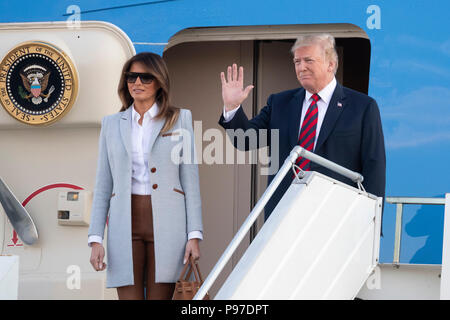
172, 256, 210, 300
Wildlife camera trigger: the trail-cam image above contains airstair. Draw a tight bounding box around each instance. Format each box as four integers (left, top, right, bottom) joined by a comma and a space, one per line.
195, 146, 382, 300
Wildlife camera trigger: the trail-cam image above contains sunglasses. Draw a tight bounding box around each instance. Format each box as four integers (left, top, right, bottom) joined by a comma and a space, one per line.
125, 72, 155, 84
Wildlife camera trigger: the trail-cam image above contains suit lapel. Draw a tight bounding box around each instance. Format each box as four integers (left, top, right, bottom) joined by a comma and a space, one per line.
120, 107, 132, 157
315, 82, 346, 152
288, 88, 306, 149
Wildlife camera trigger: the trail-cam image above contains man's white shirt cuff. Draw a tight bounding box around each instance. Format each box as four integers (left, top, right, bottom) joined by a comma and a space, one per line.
223, 105, 241, 122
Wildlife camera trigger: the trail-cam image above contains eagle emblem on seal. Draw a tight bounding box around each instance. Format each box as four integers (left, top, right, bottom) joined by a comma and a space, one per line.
19, 65, 55, 105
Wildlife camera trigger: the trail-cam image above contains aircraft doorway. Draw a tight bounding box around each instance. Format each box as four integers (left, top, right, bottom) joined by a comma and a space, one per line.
163, 24, 370, 296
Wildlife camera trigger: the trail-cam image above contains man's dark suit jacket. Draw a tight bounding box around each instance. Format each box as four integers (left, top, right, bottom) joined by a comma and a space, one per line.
219, 82, 386, 221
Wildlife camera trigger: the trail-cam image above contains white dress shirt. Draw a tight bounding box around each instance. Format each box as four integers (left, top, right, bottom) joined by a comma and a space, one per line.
223, 77, 337, 151
88, 103, 202, 247
131, 102, 158, 195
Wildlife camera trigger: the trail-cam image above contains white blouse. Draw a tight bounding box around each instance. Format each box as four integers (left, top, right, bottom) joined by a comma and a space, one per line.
131, 102, 158, 195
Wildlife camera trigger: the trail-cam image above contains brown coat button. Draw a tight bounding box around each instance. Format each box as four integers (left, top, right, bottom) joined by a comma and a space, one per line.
152, 184, 158, 189
151, 167, 156, 173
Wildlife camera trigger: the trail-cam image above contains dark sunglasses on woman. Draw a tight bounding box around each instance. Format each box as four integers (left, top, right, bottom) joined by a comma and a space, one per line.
125, 72, 155, 84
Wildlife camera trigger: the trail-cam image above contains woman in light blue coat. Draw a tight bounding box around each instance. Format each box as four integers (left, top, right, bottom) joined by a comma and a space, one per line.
88, 52, 203, 300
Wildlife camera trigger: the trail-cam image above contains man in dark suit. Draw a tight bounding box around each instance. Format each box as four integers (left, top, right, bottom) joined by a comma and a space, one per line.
219, 34, 386, 220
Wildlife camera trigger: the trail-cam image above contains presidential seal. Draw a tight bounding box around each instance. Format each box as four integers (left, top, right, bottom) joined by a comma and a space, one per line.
0, 41, 78, 125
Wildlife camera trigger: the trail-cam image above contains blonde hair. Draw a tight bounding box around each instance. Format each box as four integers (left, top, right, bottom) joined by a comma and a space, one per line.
117, 52, 179, 133
291, 33, 338, 74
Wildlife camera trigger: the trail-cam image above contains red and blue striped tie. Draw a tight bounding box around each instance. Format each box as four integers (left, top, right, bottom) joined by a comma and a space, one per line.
294, 93, 320, 175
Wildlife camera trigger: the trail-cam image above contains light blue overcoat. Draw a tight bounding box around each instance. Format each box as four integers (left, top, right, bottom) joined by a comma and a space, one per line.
88, 107, 202, 288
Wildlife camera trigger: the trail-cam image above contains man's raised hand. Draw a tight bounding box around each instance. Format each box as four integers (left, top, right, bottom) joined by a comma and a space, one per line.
220, 63, 254, 112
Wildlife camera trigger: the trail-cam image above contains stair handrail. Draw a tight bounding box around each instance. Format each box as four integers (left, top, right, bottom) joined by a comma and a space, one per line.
193, 145, 364, 299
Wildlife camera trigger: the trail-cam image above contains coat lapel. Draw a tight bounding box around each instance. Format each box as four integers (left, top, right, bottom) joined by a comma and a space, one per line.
288, 88, 306, 149
147, 117, 165, 153
315, 82, 346, 152
120, 107, 132, 157
119, 105, 166, 157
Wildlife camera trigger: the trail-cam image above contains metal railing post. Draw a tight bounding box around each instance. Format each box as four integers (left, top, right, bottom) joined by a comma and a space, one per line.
393, 203, 403, 265
386, 197, 447, 265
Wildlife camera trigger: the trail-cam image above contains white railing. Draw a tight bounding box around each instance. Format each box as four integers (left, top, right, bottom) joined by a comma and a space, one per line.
194, 145, 366, 300
386, 196, 447, 265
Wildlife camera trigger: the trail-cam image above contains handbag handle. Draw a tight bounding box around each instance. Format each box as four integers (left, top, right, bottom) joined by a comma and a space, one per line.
178, 259, 191, 281
189, 256, 204, 283
189, 256, 203, 283
178, 256, 203, 282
